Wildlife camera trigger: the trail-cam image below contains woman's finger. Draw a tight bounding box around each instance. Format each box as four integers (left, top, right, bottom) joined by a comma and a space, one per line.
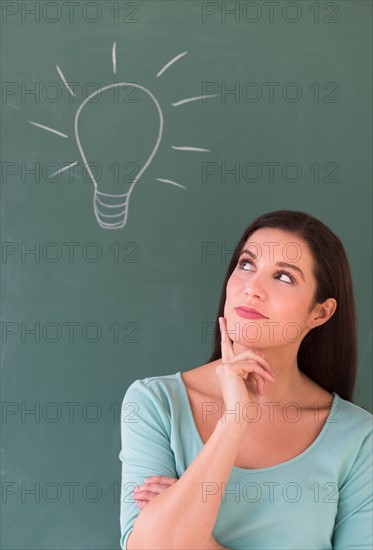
142, 475, 178, 485
134, 499, 147, 509
132, 477, 178, 499
224, 360, 275, 382
134, 482, 172, 496
255, 374, 264, 395
133, 477, 178, 508
133, 489, 159, 501
219, 317, 235, 363
230, 349, 274, 376
132, 487, 164, 508
219, 318, 275, 378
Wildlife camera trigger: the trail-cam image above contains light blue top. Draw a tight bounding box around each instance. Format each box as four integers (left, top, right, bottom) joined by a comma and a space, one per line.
119, 372, 373, 549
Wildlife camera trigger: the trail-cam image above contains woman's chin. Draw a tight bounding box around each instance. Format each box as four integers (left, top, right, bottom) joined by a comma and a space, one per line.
232, 340, 266, 353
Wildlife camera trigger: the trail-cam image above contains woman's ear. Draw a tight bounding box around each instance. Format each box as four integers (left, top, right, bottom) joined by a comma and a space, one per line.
308, 298, 337, 328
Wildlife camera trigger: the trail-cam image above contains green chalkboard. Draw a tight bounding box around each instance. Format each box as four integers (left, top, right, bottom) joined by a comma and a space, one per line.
1, 1, 372, 548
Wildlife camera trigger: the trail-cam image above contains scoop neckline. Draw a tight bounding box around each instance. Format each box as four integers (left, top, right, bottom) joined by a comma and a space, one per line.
175, 370, 339, 473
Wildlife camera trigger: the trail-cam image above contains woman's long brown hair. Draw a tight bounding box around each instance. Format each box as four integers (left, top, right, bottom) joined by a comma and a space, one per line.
207, 210, 357, 402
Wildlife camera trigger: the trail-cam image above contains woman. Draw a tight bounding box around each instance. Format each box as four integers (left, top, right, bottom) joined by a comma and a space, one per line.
119, 210, 372, 549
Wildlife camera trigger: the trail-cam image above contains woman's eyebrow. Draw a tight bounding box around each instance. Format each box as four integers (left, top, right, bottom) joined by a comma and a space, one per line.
239, 249, 305, 281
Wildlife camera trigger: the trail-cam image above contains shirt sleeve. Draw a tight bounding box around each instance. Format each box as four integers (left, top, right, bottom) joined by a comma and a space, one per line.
332, 423, 373, 549
118, 379, 178, 549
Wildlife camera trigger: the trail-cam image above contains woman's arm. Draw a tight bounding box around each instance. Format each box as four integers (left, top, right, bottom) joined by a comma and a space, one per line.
127, 416, 246, 549
332, 425, 373, 549
127, 318, 275, 549
132, 476, 229, 549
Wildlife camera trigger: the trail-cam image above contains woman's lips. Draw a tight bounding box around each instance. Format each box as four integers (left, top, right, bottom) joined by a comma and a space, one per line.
235, 307, 268, 320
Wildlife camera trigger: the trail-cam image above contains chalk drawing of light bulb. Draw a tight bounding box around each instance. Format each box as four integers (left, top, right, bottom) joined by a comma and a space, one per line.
28, 44, 217, 229
75, 83, 163, 229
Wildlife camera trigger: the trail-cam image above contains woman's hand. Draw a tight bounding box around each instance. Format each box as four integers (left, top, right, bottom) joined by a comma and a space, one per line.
132, 475, 178, 510
216, 317, 276, 415
132, 476, 229, 549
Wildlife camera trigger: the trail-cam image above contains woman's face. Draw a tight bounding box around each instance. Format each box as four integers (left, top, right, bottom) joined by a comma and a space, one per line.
224, 227, 322, 352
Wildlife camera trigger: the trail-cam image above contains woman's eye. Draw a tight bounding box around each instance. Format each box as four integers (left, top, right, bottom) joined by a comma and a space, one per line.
277, 272, 294, 284
238, 258, 294, 284
238, 259, 253, 270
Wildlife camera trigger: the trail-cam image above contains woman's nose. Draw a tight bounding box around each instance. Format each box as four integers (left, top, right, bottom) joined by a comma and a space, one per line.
243, 273, 266, 299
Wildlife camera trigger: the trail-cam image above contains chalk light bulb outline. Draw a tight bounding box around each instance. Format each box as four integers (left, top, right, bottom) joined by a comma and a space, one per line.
75, 83, 163, 229
28, 44, 217, 229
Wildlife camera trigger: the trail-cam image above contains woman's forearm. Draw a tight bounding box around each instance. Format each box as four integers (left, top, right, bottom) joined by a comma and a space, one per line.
127, 416, 247, 549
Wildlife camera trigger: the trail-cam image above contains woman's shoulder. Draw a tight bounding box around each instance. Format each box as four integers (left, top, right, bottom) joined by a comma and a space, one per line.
303, 377, 372, 434
122, 363, 219, 411
122, 370, 191, 414
124, 371, 182, 396
333, 392, 373, 425
321, 392, 372, 461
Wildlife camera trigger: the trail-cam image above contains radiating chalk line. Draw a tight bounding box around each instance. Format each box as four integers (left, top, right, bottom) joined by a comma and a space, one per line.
112, 42, 117, 74
56, 65, 76, 97
50, 161, 79, 178
171, 94, 218, 107
172, 146, 210, 152
156, 178, 188, 190
157, 51, 188, 78
28, 121, 68, 138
